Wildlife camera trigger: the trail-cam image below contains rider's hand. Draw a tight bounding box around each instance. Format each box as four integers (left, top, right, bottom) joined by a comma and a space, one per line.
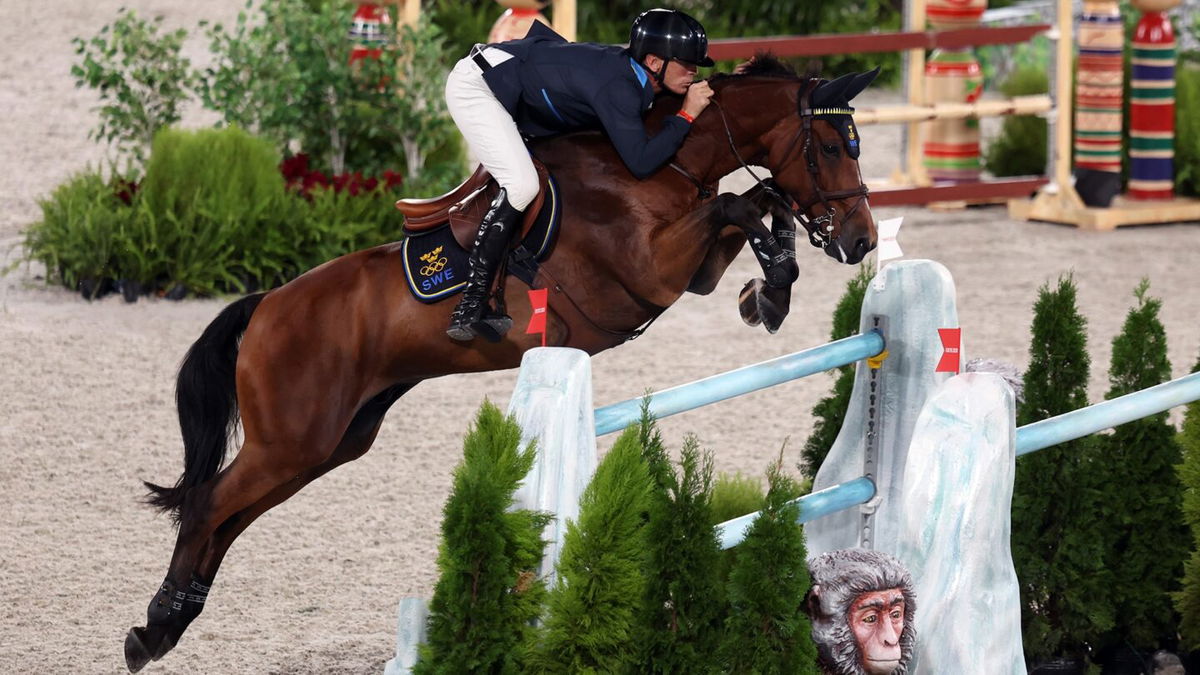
682, 80, 714, 119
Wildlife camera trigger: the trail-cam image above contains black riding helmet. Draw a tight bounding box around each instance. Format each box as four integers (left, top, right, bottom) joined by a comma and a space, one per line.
629, 8, 715, 70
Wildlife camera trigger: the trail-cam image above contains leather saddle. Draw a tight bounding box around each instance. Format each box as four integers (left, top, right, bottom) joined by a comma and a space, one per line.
396, 161, 550, 251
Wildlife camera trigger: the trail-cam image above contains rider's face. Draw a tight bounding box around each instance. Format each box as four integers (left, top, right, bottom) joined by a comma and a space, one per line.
644, 56, 698, 95
664, 60, 699, 95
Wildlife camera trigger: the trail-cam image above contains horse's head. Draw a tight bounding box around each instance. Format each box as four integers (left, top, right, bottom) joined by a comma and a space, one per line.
712, 59, 880, 264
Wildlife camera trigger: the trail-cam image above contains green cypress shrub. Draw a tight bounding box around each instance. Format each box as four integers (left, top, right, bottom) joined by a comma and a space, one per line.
1098, 280, 1187, 651
414, 401, 550, 675
983, 66, 1049, 177
718, 461, 819, 674
1010, 275, 1114, 664
636, 406, 724, 674
1175, 350, 1200, 646
527, 428, 654, 674
801, 264, 872, 477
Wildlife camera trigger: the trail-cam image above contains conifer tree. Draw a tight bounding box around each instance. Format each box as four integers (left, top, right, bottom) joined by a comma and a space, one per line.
1009, 275, 1114, 664
718, 460, 819, 674
802, 265, 872, 477
1174, 349, 1200, 646
414, 402, 550, 675
636, 405, 724, 674
1098, 280, 1187, 650
527, 427, 655, 674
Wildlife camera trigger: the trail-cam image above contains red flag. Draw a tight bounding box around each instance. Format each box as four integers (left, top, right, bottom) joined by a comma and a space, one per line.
526, 288, 549, 347
936, 328, 961, 374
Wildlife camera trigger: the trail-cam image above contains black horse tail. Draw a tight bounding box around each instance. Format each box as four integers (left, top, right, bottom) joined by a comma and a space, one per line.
145, 292, 267, 521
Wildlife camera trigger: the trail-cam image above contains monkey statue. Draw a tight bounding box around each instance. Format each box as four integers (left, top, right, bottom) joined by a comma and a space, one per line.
806, 549, 916, 675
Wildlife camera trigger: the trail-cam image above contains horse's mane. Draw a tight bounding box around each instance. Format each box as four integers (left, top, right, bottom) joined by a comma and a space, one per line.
709, 53, 801, 84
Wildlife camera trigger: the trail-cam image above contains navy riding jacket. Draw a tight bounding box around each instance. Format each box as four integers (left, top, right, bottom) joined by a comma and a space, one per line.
480, 22, 691, 179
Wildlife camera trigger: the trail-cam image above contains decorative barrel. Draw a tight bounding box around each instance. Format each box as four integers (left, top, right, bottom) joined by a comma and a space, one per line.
1128, 9, 1177, 200
926, 0, 987, 29
489, 1, 550, 44
923, 0, 987, 183
924, 50, 985, 182
1073, 0, 1125, 206
349, 3, 392, 64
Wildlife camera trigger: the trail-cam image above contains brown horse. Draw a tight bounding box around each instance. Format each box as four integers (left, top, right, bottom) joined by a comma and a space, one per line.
124, 57, 879, 671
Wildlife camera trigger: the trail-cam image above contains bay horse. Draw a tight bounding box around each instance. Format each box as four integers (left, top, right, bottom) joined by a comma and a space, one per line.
124, 56, 879, 671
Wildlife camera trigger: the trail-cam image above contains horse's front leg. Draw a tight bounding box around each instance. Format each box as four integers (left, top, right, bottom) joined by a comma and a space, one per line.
706, 190, 798, 334
732, 183, 800, 288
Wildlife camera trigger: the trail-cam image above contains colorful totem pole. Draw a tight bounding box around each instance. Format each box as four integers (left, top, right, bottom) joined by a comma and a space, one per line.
349, 3, 392, 64
489, 0, 551, 44
1128, 0, 1180, 200
1073, 0, 1125, 206
922, 0, 987, 183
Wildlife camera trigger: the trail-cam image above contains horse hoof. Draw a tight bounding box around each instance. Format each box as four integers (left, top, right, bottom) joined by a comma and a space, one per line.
125, 625, 176, 672
125, 627, 153, 673
738, 279, 764, 327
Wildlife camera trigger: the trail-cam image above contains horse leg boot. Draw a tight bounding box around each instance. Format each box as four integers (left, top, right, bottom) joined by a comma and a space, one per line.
447, 188, 523, 342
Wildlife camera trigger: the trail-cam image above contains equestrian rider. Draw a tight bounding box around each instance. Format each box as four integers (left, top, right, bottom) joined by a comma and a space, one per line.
443, 8, 715, 342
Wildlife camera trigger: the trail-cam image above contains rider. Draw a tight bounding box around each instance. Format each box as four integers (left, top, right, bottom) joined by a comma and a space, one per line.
443, 8, 716, 342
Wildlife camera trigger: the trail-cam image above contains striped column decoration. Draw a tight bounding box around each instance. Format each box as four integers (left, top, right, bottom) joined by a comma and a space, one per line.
923, 0, 987, 183
1128, 2, 1178, 200
1073, 0, 1125, 205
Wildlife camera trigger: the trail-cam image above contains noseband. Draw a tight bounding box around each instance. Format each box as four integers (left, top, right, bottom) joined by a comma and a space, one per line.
708, 78, 870, 251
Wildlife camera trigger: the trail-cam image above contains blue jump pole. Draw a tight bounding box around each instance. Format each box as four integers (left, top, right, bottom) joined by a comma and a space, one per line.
1016, 371, 1200, 456
593, 330, 886, 436
716, 476, 876, 550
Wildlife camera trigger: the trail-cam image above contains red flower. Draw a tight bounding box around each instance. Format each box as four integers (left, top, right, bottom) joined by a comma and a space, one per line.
280, 153, 311, 183
112, 178, 140, 205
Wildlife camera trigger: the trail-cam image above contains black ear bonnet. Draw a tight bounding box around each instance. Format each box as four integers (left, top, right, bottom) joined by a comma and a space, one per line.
805, 67, 880, 160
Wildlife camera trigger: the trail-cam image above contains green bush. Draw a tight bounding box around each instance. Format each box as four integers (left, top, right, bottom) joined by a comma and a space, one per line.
636, 407, 725, 674
138, 126, 290, 294
24, 126, 406, 299
1176, 63, 1200, 197
200, 0, 461, 187
718, 461, 819, 674
415, 401, 550, 675
71, 8, 195, 168
984, 66, 1049, 177
1095, 280, 1186, 652
527, 428, 655, 674
711, 472, 765, 525
25, 171, 131, 297
1175, 350, 1200, 646
1010, 275, 1113, 664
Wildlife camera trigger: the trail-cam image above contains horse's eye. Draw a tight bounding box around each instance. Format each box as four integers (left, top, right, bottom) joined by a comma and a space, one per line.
822, 143, 840, 156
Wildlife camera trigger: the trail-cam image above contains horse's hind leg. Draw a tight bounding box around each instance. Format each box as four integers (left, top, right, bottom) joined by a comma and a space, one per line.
194, 385, 413, 587
125, 386, 408, 672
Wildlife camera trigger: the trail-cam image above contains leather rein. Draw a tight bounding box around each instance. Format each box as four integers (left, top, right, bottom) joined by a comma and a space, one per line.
671, 77, 871, 252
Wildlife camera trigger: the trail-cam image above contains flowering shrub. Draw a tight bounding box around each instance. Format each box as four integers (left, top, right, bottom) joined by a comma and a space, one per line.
279, 153, 404, 199
25, 129, 408, 301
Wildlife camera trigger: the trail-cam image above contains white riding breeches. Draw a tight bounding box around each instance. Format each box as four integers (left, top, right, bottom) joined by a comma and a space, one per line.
444, 47, 539, 211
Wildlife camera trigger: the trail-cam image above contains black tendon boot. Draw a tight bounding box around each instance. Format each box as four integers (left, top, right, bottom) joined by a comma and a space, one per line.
446, 189, 524, 342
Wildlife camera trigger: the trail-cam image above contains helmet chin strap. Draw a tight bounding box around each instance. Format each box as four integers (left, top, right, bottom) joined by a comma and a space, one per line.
651, 57, 669, 88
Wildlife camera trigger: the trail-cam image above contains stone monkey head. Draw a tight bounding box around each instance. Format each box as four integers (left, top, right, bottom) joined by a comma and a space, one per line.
806, 549, 916, 675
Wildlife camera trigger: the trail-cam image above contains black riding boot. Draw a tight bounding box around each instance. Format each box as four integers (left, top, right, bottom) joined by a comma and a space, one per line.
446, 189, 524, 342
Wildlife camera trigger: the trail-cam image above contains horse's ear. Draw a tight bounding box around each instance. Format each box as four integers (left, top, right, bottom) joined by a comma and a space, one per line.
811, 72, 855, 107
843, 67, 881, 103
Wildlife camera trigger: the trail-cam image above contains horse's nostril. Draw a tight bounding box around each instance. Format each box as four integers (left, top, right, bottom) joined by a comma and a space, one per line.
855, 237, 873, 255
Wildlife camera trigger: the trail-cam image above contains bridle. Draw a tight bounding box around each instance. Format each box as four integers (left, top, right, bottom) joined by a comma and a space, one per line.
672, 77, 870, 251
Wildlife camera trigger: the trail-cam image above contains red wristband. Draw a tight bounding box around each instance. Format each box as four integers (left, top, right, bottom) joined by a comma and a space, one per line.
676, 110, 695, 124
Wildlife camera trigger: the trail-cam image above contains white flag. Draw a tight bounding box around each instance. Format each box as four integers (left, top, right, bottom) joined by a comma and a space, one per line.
875, 217, 904, 274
